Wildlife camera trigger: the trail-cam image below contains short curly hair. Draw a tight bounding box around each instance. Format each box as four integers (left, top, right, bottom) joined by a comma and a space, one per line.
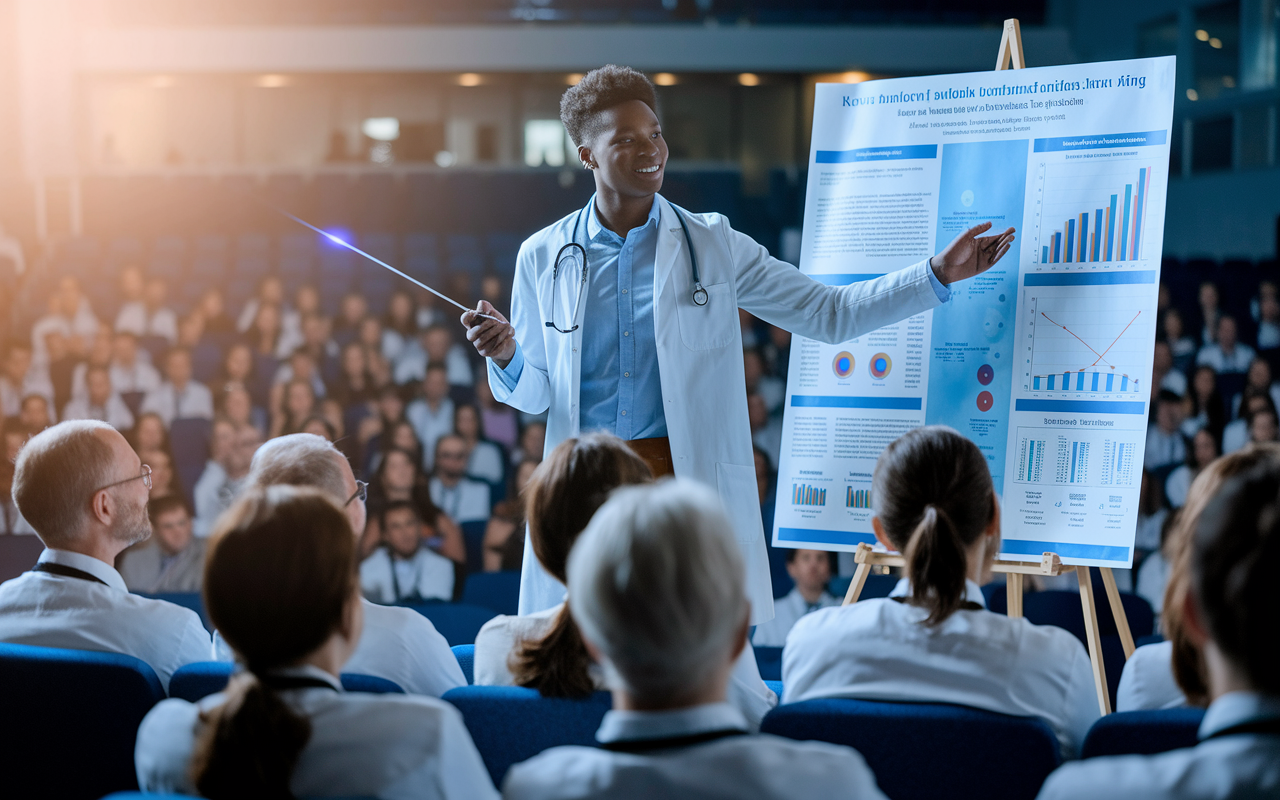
560, 65, 658, 148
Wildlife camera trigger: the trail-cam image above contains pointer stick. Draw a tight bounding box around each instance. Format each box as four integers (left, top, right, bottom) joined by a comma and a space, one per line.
275, 208, 500, 322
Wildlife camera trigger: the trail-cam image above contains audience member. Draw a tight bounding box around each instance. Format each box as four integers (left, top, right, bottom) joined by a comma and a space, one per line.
1165, 428, 1218, 508
1256, 290, 1280, 349
1161, 307, 1198, 374
407, 364, 455, 470
455, 403, 504, 484
1151, 340, 1186, 398
1039, 459, 1280, 798
0, 341, 53, 418
139, 448, 177, 499
748, 393, 782, 469
512, 420, 546, 467
131, 411, 169, 454
236, 276, 287, 333
331, 340, 376, 408
1197, 281, 1221, 346
363, 447, 464, 563
1248, 403, 1279, 445
782, 426, 1098, 757
270, 377, 318, 437
1134, 470, 1169, 554
196, 287, 236, 336
475, 372, 518, 449
0, 422, 36, 534
1196, 315, 1255, 375
141, 348, 214, 425
1232, 357, 1280, 417
32, 277, 99, 360
243, 433, 466, 696
249, 302, 285, 360
1146, 390, 1188, 469
108, 331, 163, 396
360, 501, 456, 604
41, 329, 78, 413
0, 421, 210, 688
193, 419, 260, 537
474, 434, 777, 728
503, 480, 885, 800
395, 324, 473, 387
751, 549, 840, 647
380, 290, 416, 361
1183, 365, 1225, 444
119, 495, 206, 593
430, 434, 492, 525
61, 364, 134, 430
19, 394, 53, 430
116, 272, 178, 343
134, 485, 496, 800
743, 348, 785, 414
68, 328, 113, 400
482, 458, 538, 571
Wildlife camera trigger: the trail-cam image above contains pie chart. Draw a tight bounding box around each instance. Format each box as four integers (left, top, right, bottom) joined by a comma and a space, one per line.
832, 351, 855, 378
976, 390, 994, 412
977, 364, 994, 385
869, 353, 892, 379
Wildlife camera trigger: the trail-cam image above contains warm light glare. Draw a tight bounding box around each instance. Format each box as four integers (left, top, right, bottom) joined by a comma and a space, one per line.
840, 71, 871, 84
1195, 29, 1210, 41
1186, 88, 1199, 101
148, 75, 175, 89
255, 74, 291, 89
457, 73, 483, 87
738, 73, 760, 87
1209, 37, 1222, 49
653, 73, 678, 86
566, 73, 584, 85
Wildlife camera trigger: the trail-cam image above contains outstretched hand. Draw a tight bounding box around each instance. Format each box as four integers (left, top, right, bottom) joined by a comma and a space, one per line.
931, 221, 1016, 285
461, 300, 517, 368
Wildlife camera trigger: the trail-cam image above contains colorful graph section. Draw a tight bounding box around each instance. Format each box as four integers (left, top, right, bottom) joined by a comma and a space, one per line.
1024, 291, 1153, 398
832, 351, 855, 378
1031, 369, 1141, 394
792, 483, 827, 507
868, 353, 892, 379
846, 487, 871, 509
1012, 428, 1141, 488
1037, 161, 1156, 265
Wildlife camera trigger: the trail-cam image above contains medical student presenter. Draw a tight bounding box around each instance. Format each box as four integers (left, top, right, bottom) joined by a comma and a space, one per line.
462, 65, 1015, 623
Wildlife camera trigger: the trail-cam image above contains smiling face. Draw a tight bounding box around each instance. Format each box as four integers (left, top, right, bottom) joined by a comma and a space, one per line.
579, 99, 668, 203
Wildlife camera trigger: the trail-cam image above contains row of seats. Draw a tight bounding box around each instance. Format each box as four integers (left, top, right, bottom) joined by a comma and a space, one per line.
0, 640, 1197, 800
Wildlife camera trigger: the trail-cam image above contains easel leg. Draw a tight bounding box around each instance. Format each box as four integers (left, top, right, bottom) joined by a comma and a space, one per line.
843, 563, 871, 606
1007, 573, 1024, 617
1076, 566, 1112, 715
1099, 567, 1135, 659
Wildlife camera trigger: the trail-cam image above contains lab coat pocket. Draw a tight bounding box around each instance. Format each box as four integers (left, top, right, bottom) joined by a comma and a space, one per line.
716, 461, 765, 544
676, 282, 735, 351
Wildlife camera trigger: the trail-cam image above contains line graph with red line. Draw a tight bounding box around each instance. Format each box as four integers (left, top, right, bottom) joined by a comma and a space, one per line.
1024, 294, 1153, 396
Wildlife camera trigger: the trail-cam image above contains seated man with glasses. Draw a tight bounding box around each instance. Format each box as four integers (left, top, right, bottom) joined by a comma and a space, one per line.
0, 420, 212, 689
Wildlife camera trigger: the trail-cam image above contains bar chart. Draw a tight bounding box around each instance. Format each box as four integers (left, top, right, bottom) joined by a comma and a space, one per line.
1013, 428, 1142, 487
1055, 437, 1091, 484
1023, 293, 1153, 396
846, 486, 871, 509
1100, 438, 1137, 487
1034, 160, 1157, 265
792, 483, 827, 507
1016, 436, 1046, 483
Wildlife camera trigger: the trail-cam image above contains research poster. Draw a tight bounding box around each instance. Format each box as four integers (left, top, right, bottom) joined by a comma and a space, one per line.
771, 57, 1176, 568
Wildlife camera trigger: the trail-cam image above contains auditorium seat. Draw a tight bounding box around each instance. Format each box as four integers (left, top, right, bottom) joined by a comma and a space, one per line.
754, 645, 783, 680
444, 685, 612, 786
1081, 708, 1205, 759
0, 642, 165, 799
452, 643, 475, 684
828, 572, 899, 600
397, 600, 498, 646
761, 699, 1061, 800
168, 418, 212, 507
168, 661, 405, 702
460, 570, 521, 615
460, 520, 488, 576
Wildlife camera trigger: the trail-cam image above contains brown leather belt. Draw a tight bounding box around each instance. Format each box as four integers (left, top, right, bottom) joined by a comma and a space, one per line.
626, 436, 674, 478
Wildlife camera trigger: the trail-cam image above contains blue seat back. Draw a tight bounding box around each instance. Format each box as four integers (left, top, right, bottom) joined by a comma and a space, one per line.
754, 645, 783, 681
0, 643, 165, 799
461, 570, 521, 615
168, 417, 212, 506
399, 601, 498, 646
444, 685, 612, 786
1081, 708, 1205, 759
169, 661, 404, 702
452, 644, 475, 684
460, 519, 487, 576
761, 699, 1061, 800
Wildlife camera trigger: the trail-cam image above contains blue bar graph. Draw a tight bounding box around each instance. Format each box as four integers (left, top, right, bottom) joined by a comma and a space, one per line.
1065, 218, 1076, 261
1091, 209, 1103, 261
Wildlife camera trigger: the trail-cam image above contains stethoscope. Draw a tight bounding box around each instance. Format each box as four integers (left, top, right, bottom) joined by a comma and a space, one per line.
546, 199, 706, 334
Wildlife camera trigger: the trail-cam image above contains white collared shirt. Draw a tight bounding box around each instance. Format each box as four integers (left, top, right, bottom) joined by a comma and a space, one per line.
1116, 641, 1188, 712
0, 369, 55, 417
782, 579, 1099, 758
503, 701, 887, 800
393, 340, 475, 387
214, 598, 466, 698
62, 393, 135, 430
407, 398, 455, 471
115, 302, 178, 343
140, 380, 214, 426
360, 547, 455, 604
136, 664, 498, 800
474, 602, 777, 731
428, 475, 490, 524
1037, 691, 1280, 799
108, 359, 162, 395
751, 587, 841, 648
0, 549, 212, 689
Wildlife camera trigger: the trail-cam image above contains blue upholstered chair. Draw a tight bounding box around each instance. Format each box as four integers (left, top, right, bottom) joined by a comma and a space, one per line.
460, 520, 488, 576
461, 570, 521, 615
168, 661, 404, 702
444, 685, 612, 786
754, 645, 783, 680
1081, 708, 1205, 758
761, 698, 1062, 800
0, 643, 165, 799
452, 643, 475, 684
398, 601, 498, 646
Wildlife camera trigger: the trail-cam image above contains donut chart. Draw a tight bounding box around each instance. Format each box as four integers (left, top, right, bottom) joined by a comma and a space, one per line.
977, 364, 994, 386
868, 353, 892, 379
832, 351, 855, 378
976, 390, 994, 412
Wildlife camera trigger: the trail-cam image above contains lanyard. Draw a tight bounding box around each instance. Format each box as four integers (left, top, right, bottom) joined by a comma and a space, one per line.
1201, 717, 1280, 741
32, 562, 108, 586
602, 728, 747, 754
260, 674, 340, 693
387, 549, 425, 603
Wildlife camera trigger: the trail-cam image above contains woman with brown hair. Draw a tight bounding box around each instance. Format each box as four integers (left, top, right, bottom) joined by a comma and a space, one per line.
783, 425, 1099, 757
472, 432, 778, 728
1118, 442, 1280, 711
134, 485, 495, 800
362, 446, 464, 564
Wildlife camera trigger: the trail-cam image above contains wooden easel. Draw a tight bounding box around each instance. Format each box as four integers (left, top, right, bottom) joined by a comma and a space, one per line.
840, 20, 1136, 716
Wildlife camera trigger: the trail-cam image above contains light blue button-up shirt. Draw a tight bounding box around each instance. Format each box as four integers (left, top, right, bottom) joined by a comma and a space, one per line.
492, 196, 952, 440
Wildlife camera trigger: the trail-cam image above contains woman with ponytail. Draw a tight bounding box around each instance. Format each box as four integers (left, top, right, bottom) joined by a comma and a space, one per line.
473, 432, 778, 728
782, 426, 1099, 757
134, 486, 496, 800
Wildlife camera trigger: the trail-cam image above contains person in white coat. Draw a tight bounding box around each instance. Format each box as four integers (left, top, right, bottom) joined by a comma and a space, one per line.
503, 480, 887, 800
461, 65, 1015, 627
135, 485, 497, 800
782, 427, 1099, 758
360, 501, 456, 603
1037, 462, 1280, 800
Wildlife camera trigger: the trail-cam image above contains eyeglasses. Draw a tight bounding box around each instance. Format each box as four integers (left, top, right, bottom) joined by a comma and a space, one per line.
95, 464, 152, 495
346, 480, 368, 506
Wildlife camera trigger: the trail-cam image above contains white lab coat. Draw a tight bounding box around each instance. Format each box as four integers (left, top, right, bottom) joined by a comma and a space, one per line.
491, 197, 942, 624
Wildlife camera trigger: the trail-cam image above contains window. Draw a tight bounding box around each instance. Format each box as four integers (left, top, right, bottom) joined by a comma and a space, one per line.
524, 120, 567, 167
